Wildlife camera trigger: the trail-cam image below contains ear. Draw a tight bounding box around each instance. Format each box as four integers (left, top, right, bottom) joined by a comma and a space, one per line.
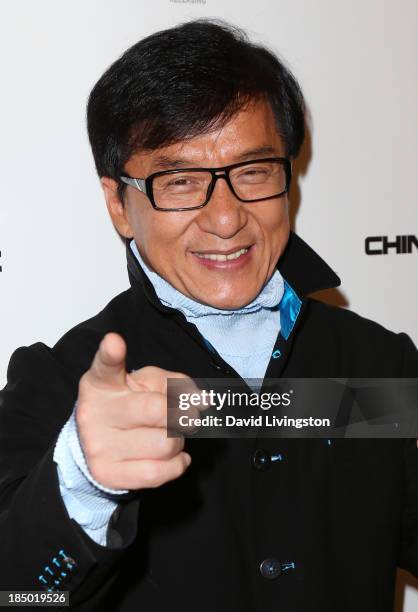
100, 177, 133, 238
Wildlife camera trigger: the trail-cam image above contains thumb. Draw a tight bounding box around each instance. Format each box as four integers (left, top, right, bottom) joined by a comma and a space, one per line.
89, 332, 127, 387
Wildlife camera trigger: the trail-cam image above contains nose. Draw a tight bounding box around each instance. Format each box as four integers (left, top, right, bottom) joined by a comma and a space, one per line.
195, 174, 248, 239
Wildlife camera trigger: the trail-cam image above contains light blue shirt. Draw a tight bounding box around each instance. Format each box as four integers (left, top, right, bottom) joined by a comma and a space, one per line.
53, 240, 286, 546
130, 240, 284, 382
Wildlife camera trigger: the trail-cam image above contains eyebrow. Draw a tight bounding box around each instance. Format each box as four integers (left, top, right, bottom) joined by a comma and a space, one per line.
151, 145, 280, 170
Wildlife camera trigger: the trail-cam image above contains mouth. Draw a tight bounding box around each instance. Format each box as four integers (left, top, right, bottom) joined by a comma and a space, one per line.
191, 244, 254, 268
193, 246, 250, 261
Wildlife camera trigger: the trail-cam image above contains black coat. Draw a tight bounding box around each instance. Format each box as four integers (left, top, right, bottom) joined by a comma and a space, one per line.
0, 232, 417, 612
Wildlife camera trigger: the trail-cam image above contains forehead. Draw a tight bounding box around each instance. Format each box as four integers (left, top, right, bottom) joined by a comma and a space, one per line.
125, 99, 285, 176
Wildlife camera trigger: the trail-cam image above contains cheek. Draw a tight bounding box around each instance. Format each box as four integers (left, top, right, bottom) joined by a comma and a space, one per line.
255, 201, 289, 240
135, 213, 191, 260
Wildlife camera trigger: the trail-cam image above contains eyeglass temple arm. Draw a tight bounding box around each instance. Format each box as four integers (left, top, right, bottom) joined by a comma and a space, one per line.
120, 176, 146, 193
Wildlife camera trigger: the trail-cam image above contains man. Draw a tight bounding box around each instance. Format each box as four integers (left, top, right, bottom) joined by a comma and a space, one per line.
0, 18, 417, 612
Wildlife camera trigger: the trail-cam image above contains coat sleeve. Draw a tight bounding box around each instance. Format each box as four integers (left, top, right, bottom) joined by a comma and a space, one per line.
0, 342, 140, 610
54, 407, 128, 547
397, 332, 418, 577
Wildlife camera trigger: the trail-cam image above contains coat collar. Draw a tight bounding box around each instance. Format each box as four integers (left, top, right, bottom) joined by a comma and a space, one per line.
277, 231, 341, 296
126, 230, 341, 314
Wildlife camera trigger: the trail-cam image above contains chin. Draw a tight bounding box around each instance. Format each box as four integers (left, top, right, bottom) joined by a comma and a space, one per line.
202, 294, 255, 310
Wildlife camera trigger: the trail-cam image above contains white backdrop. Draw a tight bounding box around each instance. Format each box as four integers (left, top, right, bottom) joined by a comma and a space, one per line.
0, 0, 417, 608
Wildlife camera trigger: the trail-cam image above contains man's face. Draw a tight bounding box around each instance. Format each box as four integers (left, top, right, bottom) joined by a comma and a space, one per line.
104, 99, 291, 309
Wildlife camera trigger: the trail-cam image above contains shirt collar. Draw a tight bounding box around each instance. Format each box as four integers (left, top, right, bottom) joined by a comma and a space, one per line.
126, 230, 341, 315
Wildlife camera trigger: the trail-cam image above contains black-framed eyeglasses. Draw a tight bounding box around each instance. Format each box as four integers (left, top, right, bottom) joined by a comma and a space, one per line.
120, 157, 291, 212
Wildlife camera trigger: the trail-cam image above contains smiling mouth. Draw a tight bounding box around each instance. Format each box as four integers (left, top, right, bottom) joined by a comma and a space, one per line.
193, 247, 250, 262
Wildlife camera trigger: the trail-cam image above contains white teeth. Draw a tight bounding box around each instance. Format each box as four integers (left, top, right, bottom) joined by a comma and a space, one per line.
195, 248, 249, 261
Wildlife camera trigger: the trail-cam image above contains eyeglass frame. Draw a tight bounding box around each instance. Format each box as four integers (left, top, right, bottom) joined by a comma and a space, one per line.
119, 156, 292, 212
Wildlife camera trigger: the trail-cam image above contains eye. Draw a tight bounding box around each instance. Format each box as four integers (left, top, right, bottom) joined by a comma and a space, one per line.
154, 173, 207, 195
242, 168, 268, 176
167, 177, 195, 186
235, 166, 271, 182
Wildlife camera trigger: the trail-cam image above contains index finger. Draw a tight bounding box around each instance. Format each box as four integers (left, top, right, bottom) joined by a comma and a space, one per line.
89, 333, 127, 388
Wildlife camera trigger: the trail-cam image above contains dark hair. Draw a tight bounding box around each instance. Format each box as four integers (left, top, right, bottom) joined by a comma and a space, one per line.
86, 18, 306, 200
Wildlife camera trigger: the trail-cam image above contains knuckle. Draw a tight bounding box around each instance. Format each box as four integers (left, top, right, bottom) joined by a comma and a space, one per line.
87, 458, 107, 485
75, 402, 90, 430
168, 368, 189, 378
141, 392, 165, 421
165, 436, 183, 457
134, 365, 162, 382
99, 464, 128, 490
86, 438, 104, 460
141, 462, 163, 488
154, 392, 169, 415
139, 365, 159, 376
155, 433, 173, 457
172, 456, 188, 479
78, 371, 93, 395
79, 370, 89, 386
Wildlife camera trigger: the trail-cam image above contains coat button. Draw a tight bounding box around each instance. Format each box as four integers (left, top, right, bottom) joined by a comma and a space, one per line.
253, 449, 271, 471
259, 558, 282, 579
209, 361, 232, 374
